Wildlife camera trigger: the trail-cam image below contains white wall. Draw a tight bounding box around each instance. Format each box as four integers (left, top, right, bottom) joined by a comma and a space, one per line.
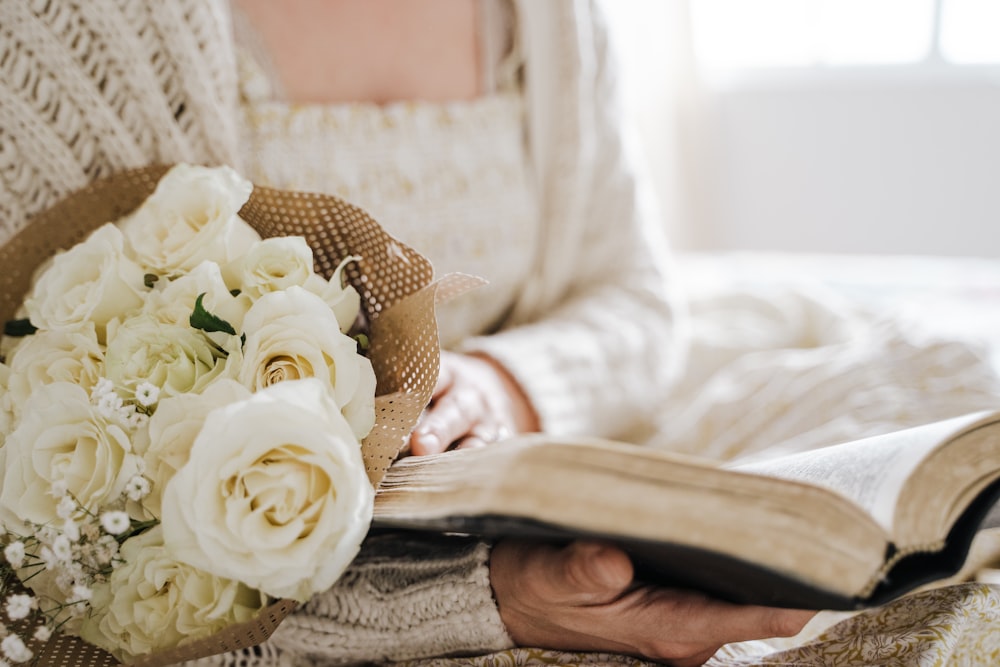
604, 4, 1000, 258
695, 71, 1000, 257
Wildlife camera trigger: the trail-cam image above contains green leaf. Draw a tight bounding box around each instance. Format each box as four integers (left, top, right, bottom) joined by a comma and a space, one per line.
353, 332, 370, 351
144, 273, 160, 289
3, 319, 37, 337
189, 293, 237, 336
117, 518, 160, 545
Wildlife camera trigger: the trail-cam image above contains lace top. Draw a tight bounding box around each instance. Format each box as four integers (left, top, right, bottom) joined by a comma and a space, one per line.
233, 3, 538, 349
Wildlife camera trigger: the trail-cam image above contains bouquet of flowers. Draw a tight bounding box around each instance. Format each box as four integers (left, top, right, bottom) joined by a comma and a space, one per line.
0, 164, 449, 665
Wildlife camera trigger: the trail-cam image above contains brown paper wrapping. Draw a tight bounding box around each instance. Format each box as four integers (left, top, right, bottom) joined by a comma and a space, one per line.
0, 165, 476, 666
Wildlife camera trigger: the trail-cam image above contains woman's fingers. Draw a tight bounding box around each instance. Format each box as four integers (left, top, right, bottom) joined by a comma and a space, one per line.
672, 596, 815, 644
409, 351, 529, 455
411, 380, 483, 454
499, 540, 633, 606
491, 539, 817, 666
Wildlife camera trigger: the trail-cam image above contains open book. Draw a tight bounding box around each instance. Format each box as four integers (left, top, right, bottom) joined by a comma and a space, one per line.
373, 410, 1000, 610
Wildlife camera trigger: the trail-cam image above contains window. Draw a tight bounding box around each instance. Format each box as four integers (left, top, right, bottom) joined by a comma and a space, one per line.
940, 0, 1000, 64
690, 0, 1000, 69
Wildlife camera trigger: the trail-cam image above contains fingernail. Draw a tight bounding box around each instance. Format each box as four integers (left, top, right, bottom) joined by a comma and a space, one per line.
415, 433, 441, 454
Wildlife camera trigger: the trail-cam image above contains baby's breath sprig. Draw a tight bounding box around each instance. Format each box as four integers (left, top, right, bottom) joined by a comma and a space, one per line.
89, 376, 160, 430
0, 473, 164, 665
134, 382, 160, 409
1, 549, 41, 665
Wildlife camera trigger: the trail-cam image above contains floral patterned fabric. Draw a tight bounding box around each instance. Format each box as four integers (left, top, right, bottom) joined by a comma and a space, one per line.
714, 583, 1000, 666
391, 583, 1000, 666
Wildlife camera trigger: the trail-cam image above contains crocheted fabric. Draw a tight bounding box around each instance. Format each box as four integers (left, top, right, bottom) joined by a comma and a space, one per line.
182, 535, 513, 666
232, 2, 536, 349
0, 0, 239, 245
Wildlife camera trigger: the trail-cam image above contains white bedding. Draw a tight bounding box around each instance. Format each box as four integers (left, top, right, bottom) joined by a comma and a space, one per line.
649, 252, 1000, 462
402, 251, 1000, 666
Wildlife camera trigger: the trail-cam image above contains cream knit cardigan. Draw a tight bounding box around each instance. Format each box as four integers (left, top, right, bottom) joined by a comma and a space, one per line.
1, 0, 684, 662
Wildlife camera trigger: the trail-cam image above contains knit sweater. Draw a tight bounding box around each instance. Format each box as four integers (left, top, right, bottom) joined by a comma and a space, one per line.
1, 0, 684, 663
1, 0, 684, 442
460, 0, 684, 444
0, 0, 239, 237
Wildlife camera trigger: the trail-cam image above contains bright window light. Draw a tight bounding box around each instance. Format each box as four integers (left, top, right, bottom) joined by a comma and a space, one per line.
819, 0, 934, 65
692, 0, 935, 68
940, 0, 1000, 64
691, 0, 816, 68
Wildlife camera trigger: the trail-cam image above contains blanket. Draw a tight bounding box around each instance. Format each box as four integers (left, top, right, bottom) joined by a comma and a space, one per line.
408, 253, 1000, 666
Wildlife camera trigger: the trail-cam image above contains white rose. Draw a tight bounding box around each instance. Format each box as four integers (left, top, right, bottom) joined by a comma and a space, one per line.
80, 526, 268, 662
104, 314, 229, 400
23, 224, 145, 341
5, 323, 104, 416
237, 286, 376, 439
0, 383, 140, 527
302, 254, 363, 334
143, 261, 251, 349
1, 313, 30, 362
229, 236, 315, 300
0, 333, 22, 365
136, 380, 252, 519
120, 163, 261, 274
0, 362, 12, 440
161, 378, 374, 602
340, 354, 376, 441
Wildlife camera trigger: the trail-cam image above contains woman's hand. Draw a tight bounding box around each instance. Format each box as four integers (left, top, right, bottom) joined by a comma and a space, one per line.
491, 540, 816, 667
409, 351, 539, 455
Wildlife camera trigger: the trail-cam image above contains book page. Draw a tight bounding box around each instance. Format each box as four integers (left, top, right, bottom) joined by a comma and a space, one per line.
729, 415, 987, 533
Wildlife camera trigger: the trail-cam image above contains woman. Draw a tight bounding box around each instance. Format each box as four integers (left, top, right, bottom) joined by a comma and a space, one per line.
0, 1, 813, 664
